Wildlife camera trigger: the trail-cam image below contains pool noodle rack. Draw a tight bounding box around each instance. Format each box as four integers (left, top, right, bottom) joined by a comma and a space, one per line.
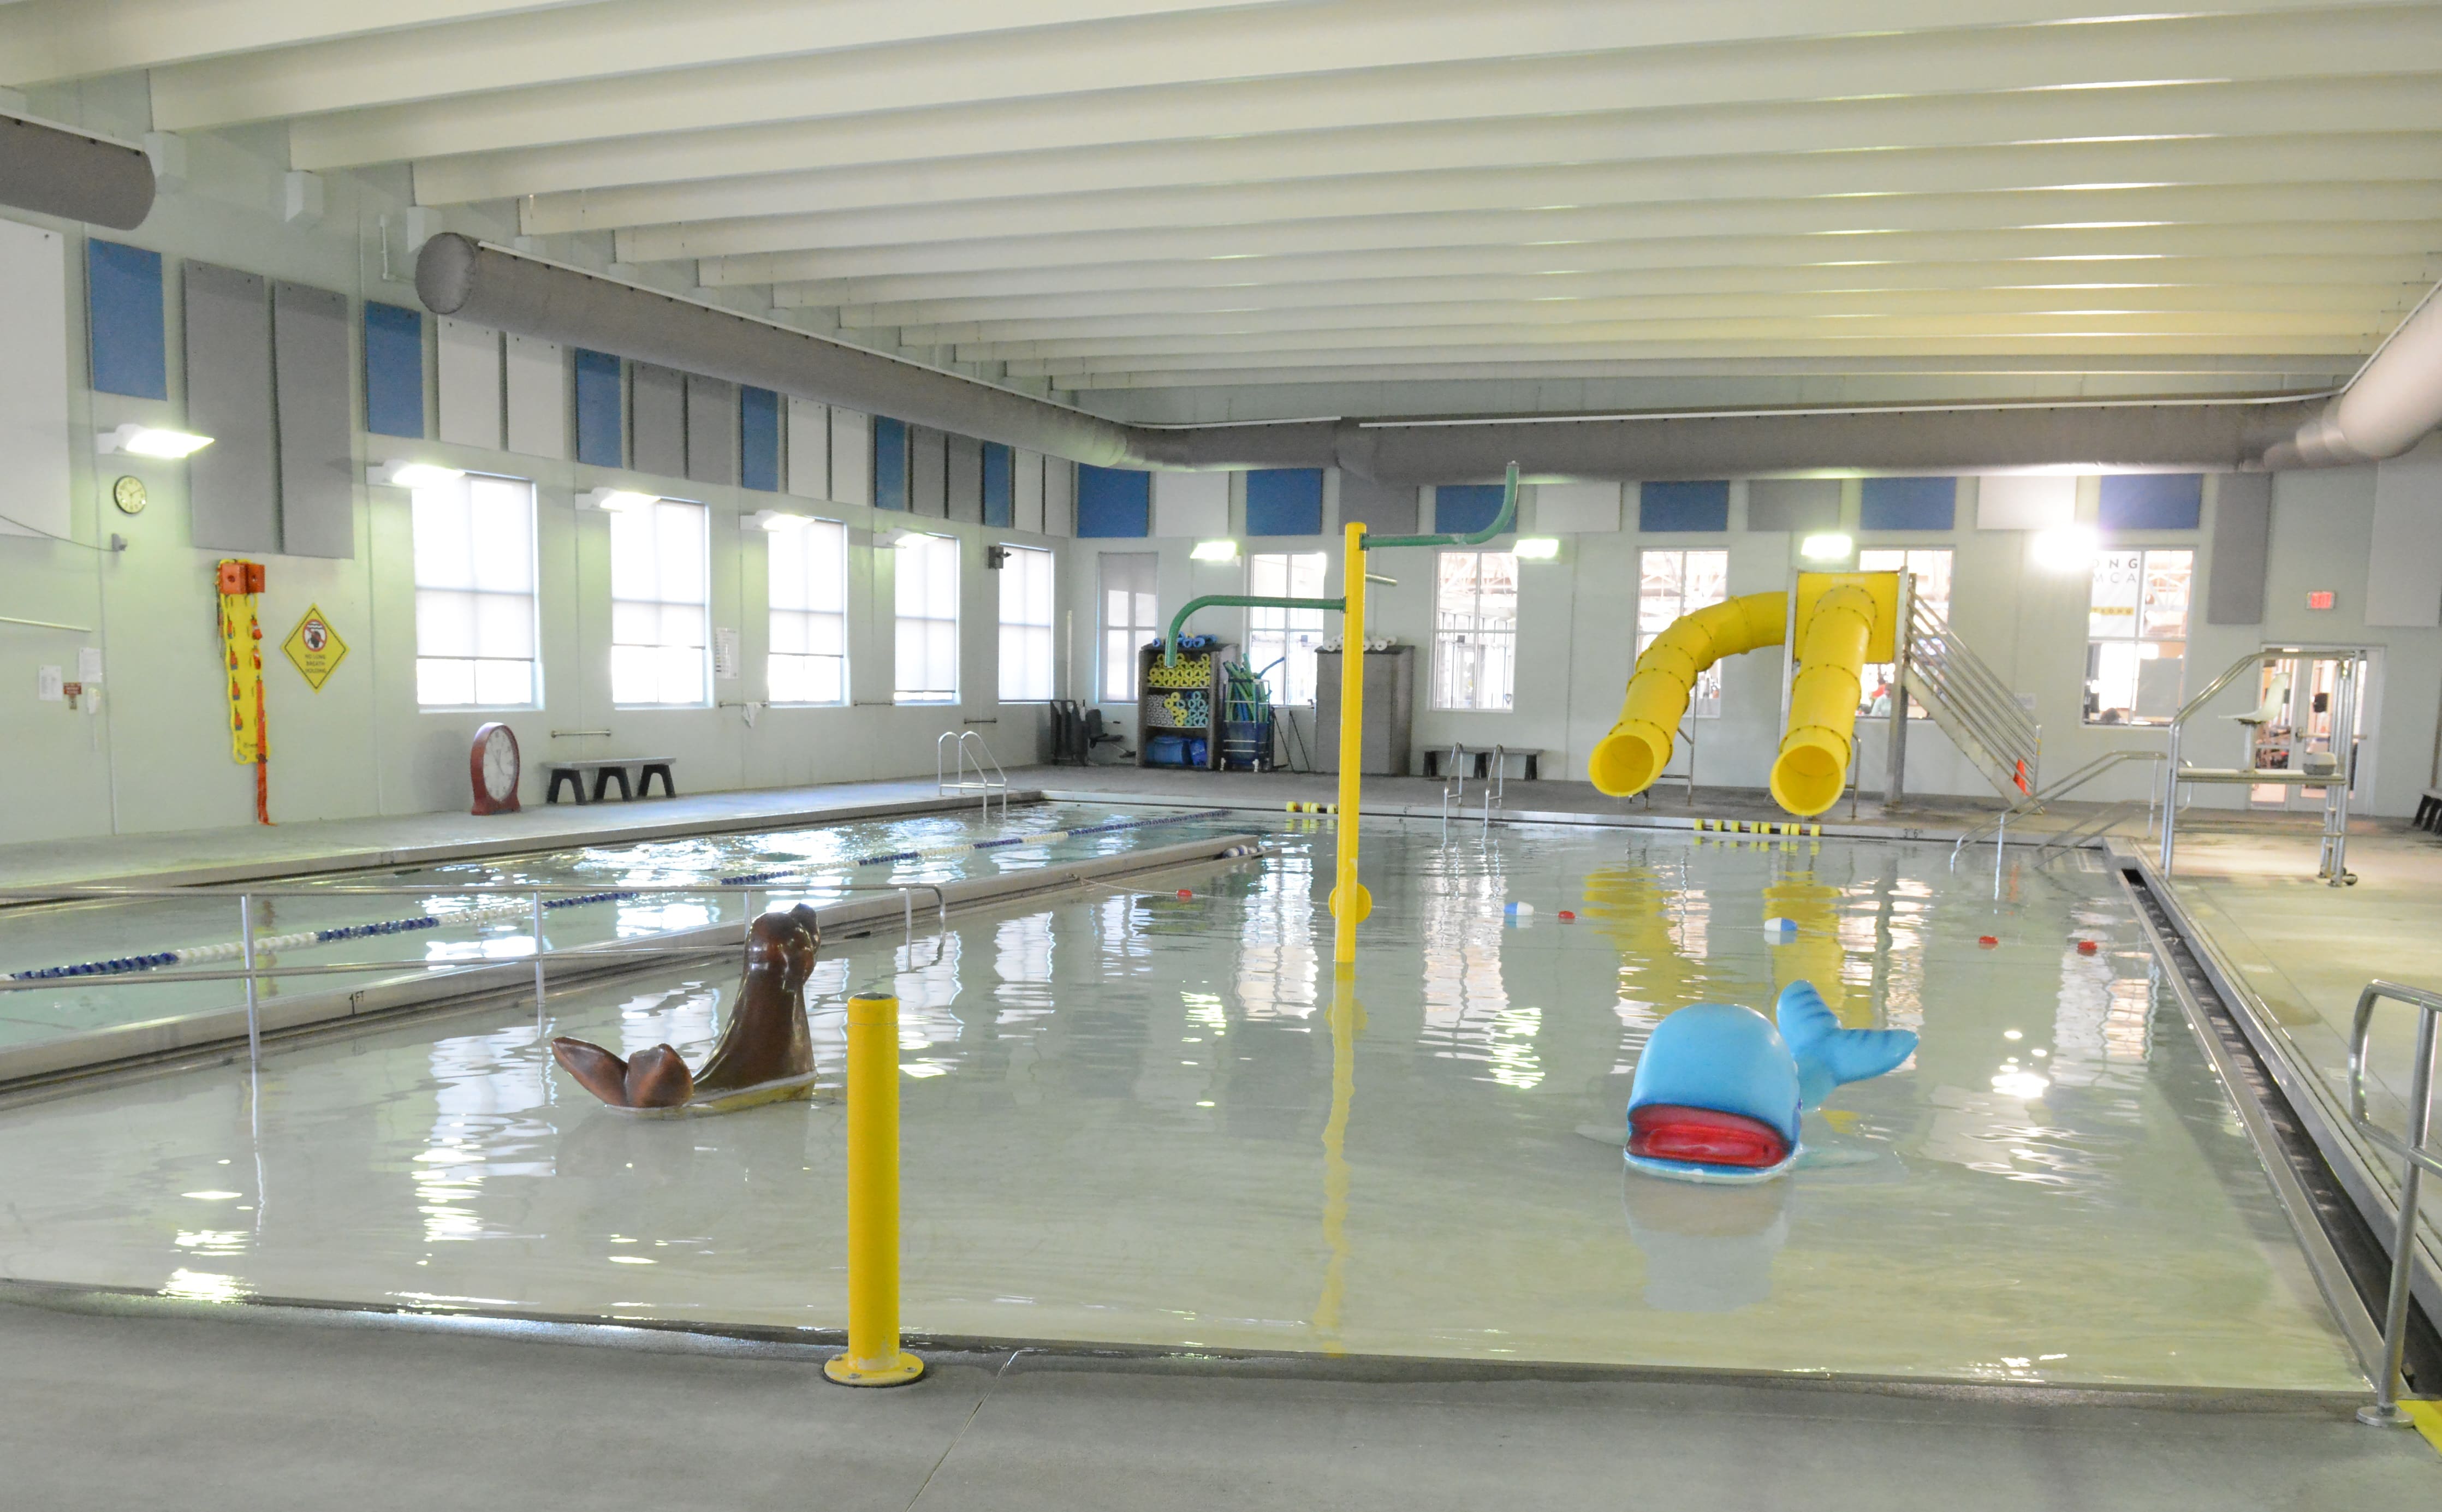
1136, 640, 1235, 770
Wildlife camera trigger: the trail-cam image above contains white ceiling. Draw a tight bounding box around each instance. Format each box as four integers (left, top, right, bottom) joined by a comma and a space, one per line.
7, 0, 2440, 415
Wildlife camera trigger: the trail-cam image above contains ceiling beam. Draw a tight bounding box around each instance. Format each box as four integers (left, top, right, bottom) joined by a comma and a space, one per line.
0, 1, 604, 86
610, 133, 2442, 261
823, 257, 2441, 329
696, 182, 2442, 284
511, 75, 2442, 232
998, 333, 2371, 381
1049, 357, 2361, 391
888, 285, 2419, 350
147, 0, 1284, 129
286, 3, 2428, 170
745, 224, 2442, 302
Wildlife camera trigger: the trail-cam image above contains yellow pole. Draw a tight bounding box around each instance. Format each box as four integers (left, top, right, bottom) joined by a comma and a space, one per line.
824, 991, 924, 1387
1332, 521, 1371, 966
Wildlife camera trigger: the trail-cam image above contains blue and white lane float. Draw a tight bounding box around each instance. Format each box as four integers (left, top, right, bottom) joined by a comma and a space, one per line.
1623, 981, 1918, 1184
8, 808, 1241, 982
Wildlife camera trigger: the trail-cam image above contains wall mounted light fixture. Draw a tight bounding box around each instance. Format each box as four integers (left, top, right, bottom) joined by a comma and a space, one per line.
365, 459, 464, 489
96, 422, 212, 459
579, 487, 656, 512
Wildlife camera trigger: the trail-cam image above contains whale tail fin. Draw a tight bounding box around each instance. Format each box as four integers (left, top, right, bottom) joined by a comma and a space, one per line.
1775, 981, 1917, 1108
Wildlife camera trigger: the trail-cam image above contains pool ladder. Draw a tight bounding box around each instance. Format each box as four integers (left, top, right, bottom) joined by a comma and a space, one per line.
937, 730, 1008, 819
2349, 979, 2442, 1428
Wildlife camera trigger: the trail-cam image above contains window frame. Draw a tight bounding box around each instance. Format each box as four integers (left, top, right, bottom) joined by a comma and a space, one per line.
997, 543, 1056, 703
1246, 550, 1329, 708
766, 515, 849, 708
1098, 552, 1160, 704
609, 496, 712, 709
2083, 545, 2194, 727
1636, 548, 1730, 719
1430, 547, 1519, 712
411, 471, 541, 712
893, 529, 961, 706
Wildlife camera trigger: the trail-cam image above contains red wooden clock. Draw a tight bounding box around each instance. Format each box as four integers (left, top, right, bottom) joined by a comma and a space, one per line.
470, 722, 522, 815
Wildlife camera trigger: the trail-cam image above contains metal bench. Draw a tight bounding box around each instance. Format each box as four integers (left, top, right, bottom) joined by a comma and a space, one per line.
543, 757, 678, 804
1421, 745, 1544, 781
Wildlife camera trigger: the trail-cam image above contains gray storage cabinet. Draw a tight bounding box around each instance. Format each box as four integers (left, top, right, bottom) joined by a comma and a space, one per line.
1312, 646, 1416, 775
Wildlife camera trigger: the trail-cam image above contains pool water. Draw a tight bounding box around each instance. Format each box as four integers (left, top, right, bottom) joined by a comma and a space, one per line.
0, 815, 2364, 1388
0, 803, 1238, 1049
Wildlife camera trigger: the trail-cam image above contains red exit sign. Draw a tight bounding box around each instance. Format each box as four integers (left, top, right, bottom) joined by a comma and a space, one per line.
2307, 590, 2336, 611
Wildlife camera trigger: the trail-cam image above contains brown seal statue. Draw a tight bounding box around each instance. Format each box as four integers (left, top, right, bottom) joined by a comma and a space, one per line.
551, 903, 821, 1112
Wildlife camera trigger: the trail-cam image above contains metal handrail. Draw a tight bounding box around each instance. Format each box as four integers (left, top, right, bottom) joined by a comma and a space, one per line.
1911, 606, 2038, 755
1481, 743, 1507, 837
1951, 748, 2166, 862
937, 729, 1009, 818
2160, 646, 2372, 877
1440, 739, 1467, 834
2345, 979, 2442, 1427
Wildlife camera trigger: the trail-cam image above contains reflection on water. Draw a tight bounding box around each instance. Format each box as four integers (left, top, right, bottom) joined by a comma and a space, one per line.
0, 821, 2364, 1389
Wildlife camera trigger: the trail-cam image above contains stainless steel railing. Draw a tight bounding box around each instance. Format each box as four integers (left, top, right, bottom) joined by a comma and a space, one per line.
2346, 978, 2442, 1428
1950, 747, 2167, 864
937, 729, 1009, 819
1903, 597, 2042, 802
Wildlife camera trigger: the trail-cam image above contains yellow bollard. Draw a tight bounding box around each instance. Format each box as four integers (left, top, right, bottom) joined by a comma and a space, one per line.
1330, 522, 1372, 966
824, 991, 924, 1387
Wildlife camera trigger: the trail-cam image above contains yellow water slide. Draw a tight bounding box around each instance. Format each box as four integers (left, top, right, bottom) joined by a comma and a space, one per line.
1768, 574, 1900, 818
1588, 591, 1786, 799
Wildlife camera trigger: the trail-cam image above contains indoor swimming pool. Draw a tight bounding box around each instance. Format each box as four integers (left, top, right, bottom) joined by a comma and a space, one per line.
0, 813, 2367, 1390
0, 802, 1240, 1052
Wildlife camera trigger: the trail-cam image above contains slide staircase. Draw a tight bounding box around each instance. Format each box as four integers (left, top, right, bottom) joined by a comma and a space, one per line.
1898, 597, 2042, 805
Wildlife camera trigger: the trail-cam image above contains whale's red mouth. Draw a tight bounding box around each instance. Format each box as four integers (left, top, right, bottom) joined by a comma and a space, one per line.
1628, 1104, 1791, 1168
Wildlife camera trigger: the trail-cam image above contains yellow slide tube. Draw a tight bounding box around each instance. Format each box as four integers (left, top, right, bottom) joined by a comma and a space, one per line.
1769, 584, 1877, 817
1589, 591, 1786, 798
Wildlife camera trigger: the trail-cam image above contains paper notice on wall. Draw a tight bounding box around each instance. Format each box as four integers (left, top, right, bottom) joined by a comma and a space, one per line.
78, 646, 103, 683
37, 665, 63, 701
714, 626, 740, 680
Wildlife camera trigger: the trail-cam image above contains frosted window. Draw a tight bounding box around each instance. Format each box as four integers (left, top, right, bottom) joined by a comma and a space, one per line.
768, 517, 848, 705
997, 544, 1055, 701
1099, 552, 1158, 703
1247, 551, 1328, 707
894, 532, 960, 704
412, 473, 538, 708
609, 498, 709, 706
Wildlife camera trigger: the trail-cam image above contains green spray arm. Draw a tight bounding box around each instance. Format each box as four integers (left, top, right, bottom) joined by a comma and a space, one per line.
1163, 594, 1346, 666
1362, 462, 1519, 551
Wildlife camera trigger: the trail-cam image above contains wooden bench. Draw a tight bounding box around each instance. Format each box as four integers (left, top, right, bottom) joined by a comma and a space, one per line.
544, 757, 678, 805
1422, 746, 1546, 781
2416, 788, 2442, 833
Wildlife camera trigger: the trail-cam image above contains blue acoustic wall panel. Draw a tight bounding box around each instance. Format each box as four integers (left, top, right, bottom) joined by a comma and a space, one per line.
982, 442, 1014, 527
1247, 468, 1325, 535
1860, 476, 1957, 532
740, 385, 781, 491
872, 415, 909, 509
1434, 484, 1506, 535
573, 348, 621, 467
2099, 473, 2202, 532
1077, 465, 1151, 537
363, 301, 425, 438
1640, 480, 1731, 533
86, 239, 165, 400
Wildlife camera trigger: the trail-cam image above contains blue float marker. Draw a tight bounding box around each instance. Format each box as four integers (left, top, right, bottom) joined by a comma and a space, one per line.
1762, 916, 1798, 942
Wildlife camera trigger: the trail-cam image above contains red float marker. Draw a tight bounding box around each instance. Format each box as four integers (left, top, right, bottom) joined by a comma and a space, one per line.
1558, 910, 1576, 922
1977, 936, 1999, 948
1177, 889, 1193, 900
2076, 939, 2100, 955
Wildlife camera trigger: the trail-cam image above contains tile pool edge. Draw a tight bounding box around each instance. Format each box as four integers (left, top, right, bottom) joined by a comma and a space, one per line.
0, 830, 1263, 1094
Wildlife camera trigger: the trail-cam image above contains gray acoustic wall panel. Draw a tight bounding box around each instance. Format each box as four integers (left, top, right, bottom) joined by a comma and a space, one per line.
684, 373, 736, 486
183, 262, 278, 553
630, 362, 686, 479
946, 432, 984, 523
271, 282, 354, 558
909, 424, 948, 517
1338, 471, 1418, 535
2206, 473, 2271, 626
1745, 477, 1841, 533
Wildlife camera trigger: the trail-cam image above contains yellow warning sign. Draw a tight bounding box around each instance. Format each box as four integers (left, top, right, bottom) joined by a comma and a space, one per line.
282, 604, 348, 692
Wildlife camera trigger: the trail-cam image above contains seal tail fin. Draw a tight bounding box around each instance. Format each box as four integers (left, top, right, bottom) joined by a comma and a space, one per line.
550, 1037, 695, 1109
1775, 980, 1917, 1107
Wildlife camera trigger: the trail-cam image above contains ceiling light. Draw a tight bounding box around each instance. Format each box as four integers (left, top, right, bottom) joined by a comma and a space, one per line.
580, 487, 656, 513
744, 509, 810, 532
1190, 539, 1239, 562
1513, 537, 1562, 560
96, 423, 212, 459
365, 459, 464, 489
2031, 523, 2098, 571
1800, 532, 1855, 562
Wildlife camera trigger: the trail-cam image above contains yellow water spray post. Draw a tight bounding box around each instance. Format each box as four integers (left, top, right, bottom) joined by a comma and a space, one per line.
825, 991, 924, 1387
1330, 520, 1371, 967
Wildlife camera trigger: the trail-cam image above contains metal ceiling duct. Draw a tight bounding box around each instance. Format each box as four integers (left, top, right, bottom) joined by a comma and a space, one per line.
2258, 282, 2442, 468
0, 114, 155, 231
423, 234, 2409, 482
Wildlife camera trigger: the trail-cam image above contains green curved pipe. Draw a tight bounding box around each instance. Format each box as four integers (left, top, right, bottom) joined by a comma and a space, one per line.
1364, 462, 1519, 551
1163, 594, 1345, 666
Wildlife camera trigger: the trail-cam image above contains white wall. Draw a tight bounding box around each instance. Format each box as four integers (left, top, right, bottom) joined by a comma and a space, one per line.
1066, 469, 2442, 817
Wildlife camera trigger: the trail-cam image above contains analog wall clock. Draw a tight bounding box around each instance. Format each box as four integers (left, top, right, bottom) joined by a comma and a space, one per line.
470, 721, 522, 815
111, 475, 146, 515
